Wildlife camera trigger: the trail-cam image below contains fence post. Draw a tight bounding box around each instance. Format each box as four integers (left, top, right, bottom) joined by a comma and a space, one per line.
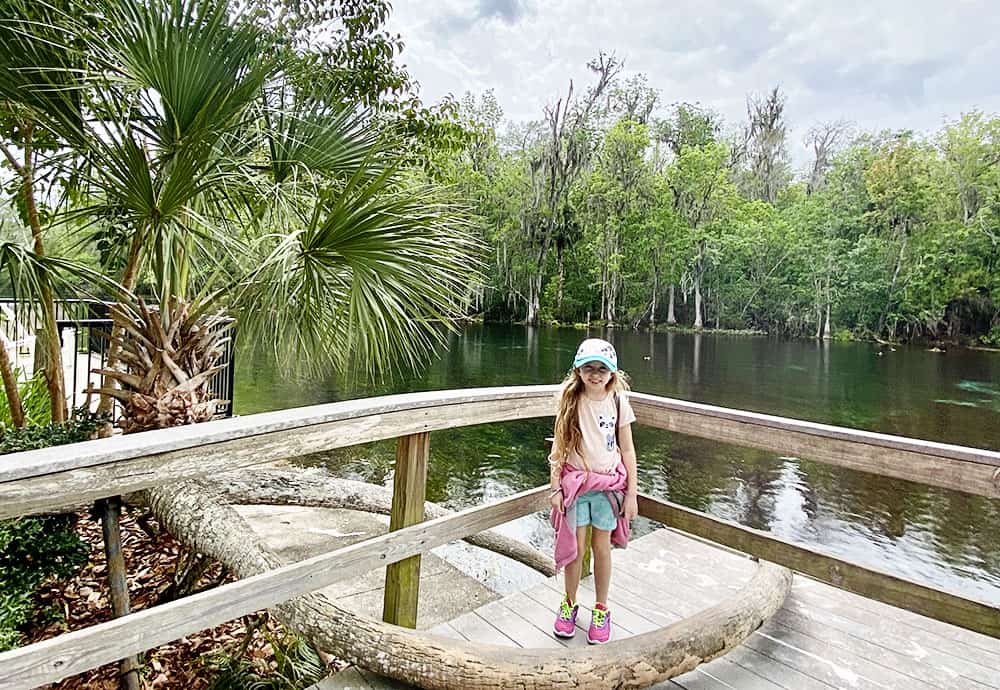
96, 496, 142, 690
382, 432, 429, 628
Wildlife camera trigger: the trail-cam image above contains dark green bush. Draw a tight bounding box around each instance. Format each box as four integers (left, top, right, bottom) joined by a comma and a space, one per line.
0, 410, 105, 650
0, 409, 106, 454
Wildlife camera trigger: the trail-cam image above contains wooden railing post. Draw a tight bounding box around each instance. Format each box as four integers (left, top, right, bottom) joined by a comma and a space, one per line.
382, 432, 429, 628
95, 496, 142, 690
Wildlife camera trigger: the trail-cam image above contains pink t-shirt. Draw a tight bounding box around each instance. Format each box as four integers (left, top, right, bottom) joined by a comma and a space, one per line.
565, 391, 636, 473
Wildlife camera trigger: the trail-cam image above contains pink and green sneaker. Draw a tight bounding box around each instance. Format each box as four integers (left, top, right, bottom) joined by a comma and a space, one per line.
588, 602, 611, 644
553, 595, 579, 638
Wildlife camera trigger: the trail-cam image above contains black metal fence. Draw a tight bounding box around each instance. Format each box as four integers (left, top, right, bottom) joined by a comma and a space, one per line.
1, 299, 235, 420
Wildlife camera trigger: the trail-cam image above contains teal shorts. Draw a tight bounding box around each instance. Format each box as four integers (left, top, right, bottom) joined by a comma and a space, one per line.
574, 490, 617, 531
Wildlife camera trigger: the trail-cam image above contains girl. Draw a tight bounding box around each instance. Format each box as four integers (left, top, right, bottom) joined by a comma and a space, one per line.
549, 338, 638, 644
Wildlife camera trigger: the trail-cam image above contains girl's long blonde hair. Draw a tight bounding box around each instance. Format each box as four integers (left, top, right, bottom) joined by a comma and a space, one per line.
550, 367, 630, 473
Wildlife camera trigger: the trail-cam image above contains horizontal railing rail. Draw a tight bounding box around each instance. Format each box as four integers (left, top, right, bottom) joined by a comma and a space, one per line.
629, 392, 1000, 499
1, 385, 998, 689
0, 386, 561, 519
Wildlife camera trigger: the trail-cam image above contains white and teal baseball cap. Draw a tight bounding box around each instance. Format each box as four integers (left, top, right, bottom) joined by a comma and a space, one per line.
573, 338, 618, 372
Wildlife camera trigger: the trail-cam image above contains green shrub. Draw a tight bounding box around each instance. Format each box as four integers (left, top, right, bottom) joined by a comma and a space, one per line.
203, 631, 326, 690
0, 410, 104, 651
0, 409, 106, 454
983, 324, 1000, 347
0, 514, 89, 650
0, 371, 50, 429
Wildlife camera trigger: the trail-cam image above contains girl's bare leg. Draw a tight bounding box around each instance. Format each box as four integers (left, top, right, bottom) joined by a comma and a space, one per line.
591, 527, 612, 604
563, 524, 590, 603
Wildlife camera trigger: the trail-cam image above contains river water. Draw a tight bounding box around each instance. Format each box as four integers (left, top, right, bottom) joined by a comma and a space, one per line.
234, 325, 1000, 602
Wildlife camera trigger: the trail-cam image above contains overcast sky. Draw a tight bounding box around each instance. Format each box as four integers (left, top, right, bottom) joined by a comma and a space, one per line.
387, 0, 1000, 169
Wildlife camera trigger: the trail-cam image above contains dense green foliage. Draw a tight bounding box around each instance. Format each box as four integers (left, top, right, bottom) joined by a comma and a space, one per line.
439, 77, 1000, 343
0, 413, 100, 650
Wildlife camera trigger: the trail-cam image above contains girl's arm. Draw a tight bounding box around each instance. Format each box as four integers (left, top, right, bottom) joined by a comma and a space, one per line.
618, 423, 639, 521
548, 446, 564, 513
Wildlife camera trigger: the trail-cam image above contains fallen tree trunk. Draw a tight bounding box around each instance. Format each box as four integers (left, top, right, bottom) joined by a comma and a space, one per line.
139, 481, 792, 690
213, 467, 556, 576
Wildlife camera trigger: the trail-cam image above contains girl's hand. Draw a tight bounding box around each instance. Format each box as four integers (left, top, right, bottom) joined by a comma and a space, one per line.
623, 494, 638, 521
549, 490, 564, 513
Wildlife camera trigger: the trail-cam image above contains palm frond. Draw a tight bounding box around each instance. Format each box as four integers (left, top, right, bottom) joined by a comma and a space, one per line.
0, 241, 124, 304
233, 163, 483, 378
98, 0, 276, 151
262, 91, 386, 184
0, 0, 87, 146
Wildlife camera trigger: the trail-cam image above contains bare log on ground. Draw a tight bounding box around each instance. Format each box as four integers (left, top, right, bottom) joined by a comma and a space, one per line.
140, 482, 793, 690
213, 467, 556, 576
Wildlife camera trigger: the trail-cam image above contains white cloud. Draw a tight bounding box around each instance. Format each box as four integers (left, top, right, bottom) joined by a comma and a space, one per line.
387, 0, 1000, 169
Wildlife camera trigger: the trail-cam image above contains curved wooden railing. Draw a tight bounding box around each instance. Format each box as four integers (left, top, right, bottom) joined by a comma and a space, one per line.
0, 386, 998, 688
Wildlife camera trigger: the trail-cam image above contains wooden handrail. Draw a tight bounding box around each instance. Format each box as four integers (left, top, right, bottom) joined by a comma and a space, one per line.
630, 393, 1000, 499
0, 386, 560, 519
4, 484, 996, 689
3, 386, 999, 519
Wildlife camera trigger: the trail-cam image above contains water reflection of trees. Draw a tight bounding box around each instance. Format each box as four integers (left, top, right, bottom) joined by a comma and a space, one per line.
795, 460, 1000, 588
636, 430, 789, 531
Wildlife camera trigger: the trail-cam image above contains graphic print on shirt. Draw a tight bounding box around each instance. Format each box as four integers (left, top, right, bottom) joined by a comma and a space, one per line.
597, 413, 617, 452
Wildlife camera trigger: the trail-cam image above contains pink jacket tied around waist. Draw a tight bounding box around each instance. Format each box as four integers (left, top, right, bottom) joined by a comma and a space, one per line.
550, 462, 631, 571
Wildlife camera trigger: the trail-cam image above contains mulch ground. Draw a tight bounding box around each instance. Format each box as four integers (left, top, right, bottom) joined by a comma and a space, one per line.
25, 508, 343, 689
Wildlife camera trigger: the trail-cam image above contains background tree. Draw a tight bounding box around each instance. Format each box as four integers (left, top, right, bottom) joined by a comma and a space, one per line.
739, 87, 790, 204
522, 52, 620, 324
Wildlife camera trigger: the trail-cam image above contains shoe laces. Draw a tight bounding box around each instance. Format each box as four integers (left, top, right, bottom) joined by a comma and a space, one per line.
592, 606, 608, 628
559, 598, 575, 620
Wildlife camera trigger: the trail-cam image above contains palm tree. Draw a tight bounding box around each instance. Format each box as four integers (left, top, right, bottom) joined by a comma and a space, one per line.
1, 0, 480, 431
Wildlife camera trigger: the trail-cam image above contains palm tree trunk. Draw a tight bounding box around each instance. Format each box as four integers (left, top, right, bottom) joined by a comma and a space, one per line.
96, 232, 145, 430
667, 284, 677, 324
0, 334, 25, 427
18, 124, 66, 422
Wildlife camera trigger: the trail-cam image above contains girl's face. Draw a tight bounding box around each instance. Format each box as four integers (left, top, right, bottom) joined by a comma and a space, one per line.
578, 362, 613, 396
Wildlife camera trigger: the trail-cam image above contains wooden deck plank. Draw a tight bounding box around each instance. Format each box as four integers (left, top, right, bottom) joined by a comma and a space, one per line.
772, 604, 997, 689
472, 599, 563, 649
550, 546, 804, 690
625, 534, 988, 690
643, 523, 999, 652
519, 582, 592, 644
536, 576, 655, 635
670, 657, 792, 690
426, 621, 468, 642
616, 530, 975, 689
447, 610, 518, 647
751, 620, 943, 690
612, 538, 848, 690
791, 575, 1000, 668
497, 592, 575, 647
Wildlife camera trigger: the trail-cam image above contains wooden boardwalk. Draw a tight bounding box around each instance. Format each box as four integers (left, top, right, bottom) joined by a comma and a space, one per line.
320, 528, 1000, 690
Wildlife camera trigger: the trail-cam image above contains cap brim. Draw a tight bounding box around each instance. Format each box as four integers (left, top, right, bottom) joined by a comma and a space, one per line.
574, 355, 617, 372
